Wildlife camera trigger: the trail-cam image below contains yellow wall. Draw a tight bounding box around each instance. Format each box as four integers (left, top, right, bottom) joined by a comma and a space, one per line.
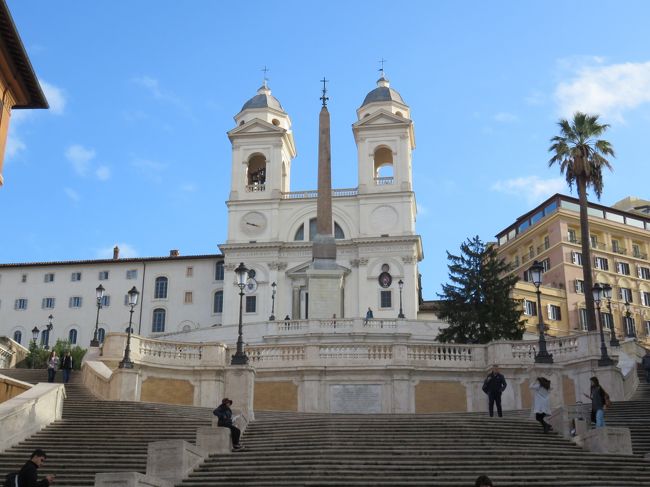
254, 381, 298, 411
414, 381, 467, 413
562, 375, 576, 405
140, 377, 194, 406
0, 378, 30, 403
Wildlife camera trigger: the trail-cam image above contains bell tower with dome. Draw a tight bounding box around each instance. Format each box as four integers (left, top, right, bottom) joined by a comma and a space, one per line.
220, 74, 422, 327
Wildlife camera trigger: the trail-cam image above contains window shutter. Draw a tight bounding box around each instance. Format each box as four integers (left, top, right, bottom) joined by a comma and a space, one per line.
618, 288, 623, 300
574, 280, 579, 293
594, 257, 599, 269
42, 298, 46, 309
547, 304, 552, 319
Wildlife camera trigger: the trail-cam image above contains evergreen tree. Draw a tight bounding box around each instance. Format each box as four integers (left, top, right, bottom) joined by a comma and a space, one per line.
436, 235, 525, 344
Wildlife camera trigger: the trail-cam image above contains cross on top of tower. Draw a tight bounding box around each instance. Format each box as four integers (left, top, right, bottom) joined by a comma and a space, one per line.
378, 58, 387, 77
261, 65, 269, 87
320, 77, 329, 107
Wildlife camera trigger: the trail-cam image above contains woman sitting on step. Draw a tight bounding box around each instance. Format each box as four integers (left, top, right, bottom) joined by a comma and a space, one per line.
530, 377, 552, 433
213, 398, 243, 450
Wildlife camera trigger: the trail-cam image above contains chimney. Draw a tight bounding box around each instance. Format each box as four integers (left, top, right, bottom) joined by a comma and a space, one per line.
113, 246, 120, 260
170, 249, 180, 257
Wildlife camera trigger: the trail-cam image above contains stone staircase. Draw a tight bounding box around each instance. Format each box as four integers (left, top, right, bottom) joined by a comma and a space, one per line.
0, 369, 213, 486
605, 363, 650, 456
178, 410, 650, 487
2, 368, 650, 486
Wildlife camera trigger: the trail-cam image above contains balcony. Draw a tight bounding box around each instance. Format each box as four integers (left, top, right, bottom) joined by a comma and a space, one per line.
246, 184, 265, 192
374, 176, 394, 185
281, 188, 359, 200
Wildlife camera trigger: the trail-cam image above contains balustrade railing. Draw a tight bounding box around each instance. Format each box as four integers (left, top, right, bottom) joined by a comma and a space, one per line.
245, 184, 265, 192
364, 319, 397, 329
374, 176, 394, 185
281, 188, 358, 199
408, 344, 474, 362
247, 345, 305, 363
319, 345, 393, 360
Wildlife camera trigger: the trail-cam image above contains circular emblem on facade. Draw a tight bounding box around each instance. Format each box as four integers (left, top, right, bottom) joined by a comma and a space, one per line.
378, 272, 392, 288
245, 278, 258, 294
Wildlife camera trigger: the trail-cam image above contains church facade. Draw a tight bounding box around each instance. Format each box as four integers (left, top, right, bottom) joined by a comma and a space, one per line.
220, 76, 423, 326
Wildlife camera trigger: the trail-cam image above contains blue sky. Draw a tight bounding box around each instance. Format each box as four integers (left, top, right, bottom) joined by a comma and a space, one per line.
3, 1, 650, 299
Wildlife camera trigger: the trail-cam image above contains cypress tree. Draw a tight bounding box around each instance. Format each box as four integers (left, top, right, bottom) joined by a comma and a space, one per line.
436, 235, 525, 344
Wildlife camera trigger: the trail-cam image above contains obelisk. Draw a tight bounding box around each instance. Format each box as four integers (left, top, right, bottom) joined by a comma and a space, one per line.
307, 78, 345, 318
312, 78, 337, 268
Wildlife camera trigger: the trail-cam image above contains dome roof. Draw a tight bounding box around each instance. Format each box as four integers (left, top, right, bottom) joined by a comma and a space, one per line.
240, 82, 284, 112
361, 76, 405, 107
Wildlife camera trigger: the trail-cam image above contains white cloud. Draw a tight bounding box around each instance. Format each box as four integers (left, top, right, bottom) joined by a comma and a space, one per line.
6, 130, 26, 159
555, 60, 650, 120
416, 203, 428, 217
491, 176, 566, 204
493, 112, 518, 123
95, 165, 111, 181
132, 76, 185, 112
96, 243, 138, 259
180, 183, 197, 192
65, 144, 96, 176
64, 187, 80, 202
131, 157, 168, 183
40, 80, 66, 115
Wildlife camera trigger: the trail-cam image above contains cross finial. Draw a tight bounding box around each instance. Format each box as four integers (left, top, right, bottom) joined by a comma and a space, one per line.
261, 65, 269, 86
320, 77, 329, 107
378, 58, 387, 77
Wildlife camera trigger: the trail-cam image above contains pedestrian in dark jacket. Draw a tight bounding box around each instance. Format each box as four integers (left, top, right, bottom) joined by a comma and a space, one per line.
60, 352, 73, 384
483, 365, 507, 417
213, 398, 242, 450
642, 351, 650, 384
17, 449, 54, 486
583, 376, 609, 428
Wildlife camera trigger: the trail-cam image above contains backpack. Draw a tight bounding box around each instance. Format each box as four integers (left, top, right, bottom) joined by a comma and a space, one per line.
4, 472, 18, 487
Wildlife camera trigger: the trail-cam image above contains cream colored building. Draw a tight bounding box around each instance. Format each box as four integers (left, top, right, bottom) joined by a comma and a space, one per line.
0, 249, 224, 348
0, 0, 48, 186
496, 194, 650, 342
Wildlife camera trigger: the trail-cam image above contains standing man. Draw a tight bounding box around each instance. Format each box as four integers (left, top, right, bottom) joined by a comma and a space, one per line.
642, 350, 650, 384
482, 365, 507, 417
61, 351, 73, 384
17, 449, 55, 486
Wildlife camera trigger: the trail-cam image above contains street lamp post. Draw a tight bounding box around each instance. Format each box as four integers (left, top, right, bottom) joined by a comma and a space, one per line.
397, 279, 405, 318
90, 284, 105, 347
528, 260, 553, 364
231, 262, 249, 365
602, 284, 619, 347
43, 315, 54, 350
31, 326, 39, 369
119, 286, 140, 369
593, 283, 614, 366
269, 282, 277, 321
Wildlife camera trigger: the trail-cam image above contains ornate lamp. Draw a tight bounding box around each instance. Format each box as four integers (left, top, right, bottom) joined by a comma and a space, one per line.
231, 263, 250, 365
528, 260, 553, 363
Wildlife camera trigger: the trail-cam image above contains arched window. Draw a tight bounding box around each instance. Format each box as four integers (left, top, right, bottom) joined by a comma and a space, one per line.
13, 330, 22, 344
68, 329, 78, 344
373, 147, 394, 183
40, 329, 49, 347
307, 218, 345, 241
213, 291, 224, 313
154, 277, 168, 299
152, 308, 166, 333
247, 154, 266, 190
294, 224, 305, 241
334, 222, 345, 239
97, 328, 106, 344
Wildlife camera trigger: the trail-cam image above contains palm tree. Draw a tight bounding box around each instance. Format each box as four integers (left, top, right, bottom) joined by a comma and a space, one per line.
549, 112, 615, 331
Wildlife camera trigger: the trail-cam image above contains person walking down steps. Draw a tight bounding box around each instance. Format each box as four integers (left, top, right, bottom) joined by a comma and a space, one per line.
530, 377, 553, 433
213, 398, 243, 450
60, 351, 73, 384
482, 365, 507, 417
46, 352, 58, 383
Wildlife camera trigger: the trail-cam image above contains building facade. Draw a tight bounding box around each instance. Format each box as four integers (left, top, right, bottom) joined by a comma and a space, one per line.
0, 249, 224, 348
220, 76, 422, 327
496, 194, 650, 342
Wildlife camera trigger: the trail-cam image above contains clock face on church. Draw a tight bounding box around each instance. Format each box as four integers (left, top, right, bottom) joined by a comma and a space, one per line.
240, 211, 267, 235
